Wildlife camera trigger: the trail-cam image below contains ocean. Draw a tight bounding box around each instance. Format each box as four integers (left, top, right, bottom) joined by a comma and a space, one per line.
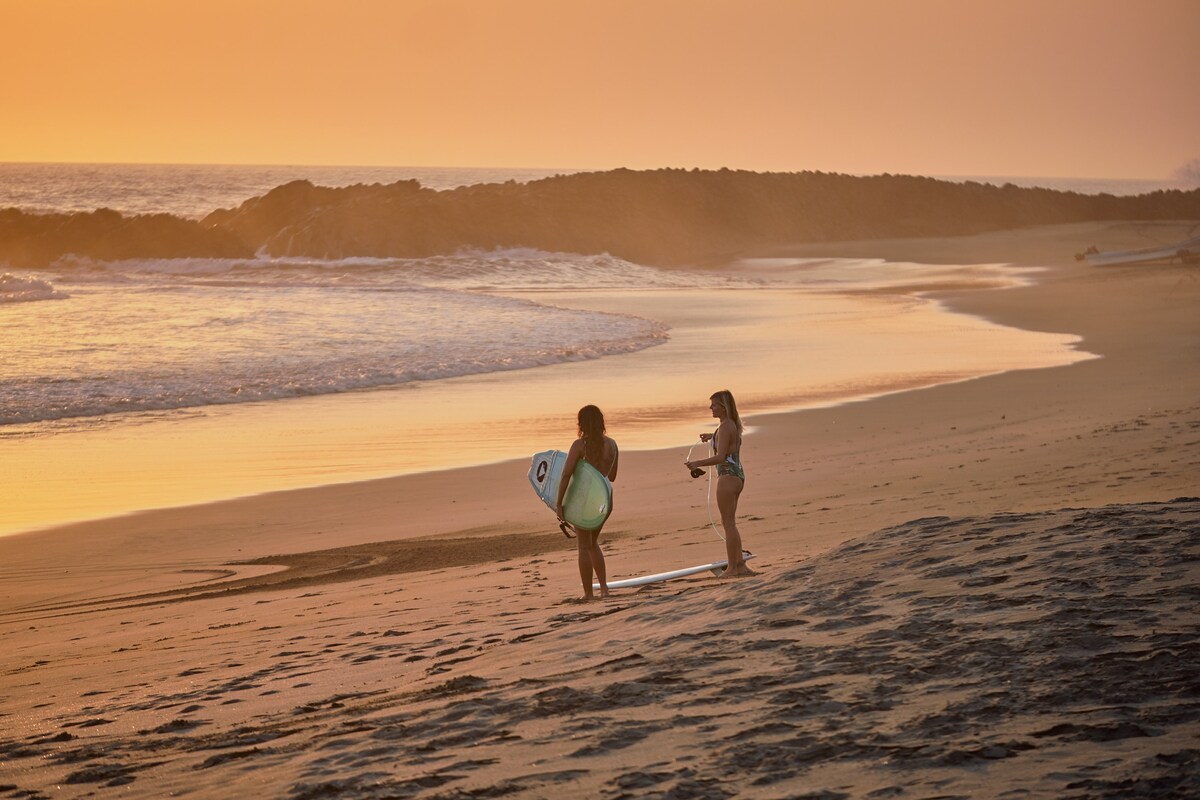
0, 163, 1123, 534
0, 163, 575, 219
0, 252, 698, 427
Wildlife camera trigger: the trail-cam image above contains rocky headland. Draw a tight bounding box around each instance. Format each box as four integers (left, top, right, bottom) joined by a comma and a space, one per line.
3, 169, 1199, 268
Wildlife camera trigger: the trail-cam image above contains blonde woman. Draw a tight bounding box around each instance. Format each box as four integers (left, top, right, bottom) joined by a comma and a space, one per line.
685, 389, 754, 576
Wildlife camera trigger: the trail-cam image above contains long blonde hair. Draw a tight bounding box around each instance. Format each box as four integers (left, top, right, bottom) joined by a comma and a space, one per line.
710, 390, 743, 433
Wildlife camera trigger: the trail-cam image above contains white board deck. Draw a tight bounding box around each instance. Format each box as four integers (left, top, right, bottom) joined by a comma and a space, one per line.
596, 552, 756, 590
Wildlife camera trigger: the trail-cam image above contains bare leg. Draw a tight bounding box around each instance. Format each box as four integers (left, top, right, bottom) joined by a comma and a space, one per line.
576, 527, 595, 600
717, 476, 755, 577
588, 530, 609, 597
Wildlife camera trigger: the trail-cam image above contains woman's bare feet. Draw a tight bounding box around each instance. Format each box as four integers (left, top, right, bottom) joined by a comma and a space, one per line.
721, 562, 758, 578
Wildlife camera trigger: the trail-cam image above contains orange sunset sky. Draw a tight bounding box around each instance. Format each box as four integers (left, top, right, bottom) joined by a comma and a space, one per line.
2, 0, 1197, 179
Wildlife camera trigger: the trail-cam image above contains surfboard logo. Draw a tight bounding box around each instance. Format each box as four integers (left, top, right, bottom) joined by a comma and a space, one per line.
536, 461, 548, 483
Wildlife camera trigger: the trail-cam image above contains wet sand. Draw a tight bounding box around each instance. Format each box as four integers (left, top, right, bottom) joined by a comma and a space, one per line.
1, 220, 1198, 797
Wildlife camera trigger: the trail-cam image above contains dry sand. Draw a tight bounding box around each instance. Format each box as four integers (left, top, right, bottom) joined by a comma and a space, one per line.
1, 221, 1198, 798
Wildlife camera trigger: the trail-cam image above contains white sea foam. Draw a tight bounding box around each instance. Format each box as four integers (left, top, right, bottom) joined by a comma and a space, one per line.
1, 251, 694, 426
731, 257, 1042, 292
48, 249, 756, 291
0, 273, 67, 303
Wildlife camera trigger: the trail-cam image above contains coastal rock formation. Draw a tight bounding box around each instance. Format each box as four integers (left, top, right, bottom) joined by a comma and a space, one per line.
203, 170, 1200, 266
0, 207, 252, 268
4, 170, 1200, 268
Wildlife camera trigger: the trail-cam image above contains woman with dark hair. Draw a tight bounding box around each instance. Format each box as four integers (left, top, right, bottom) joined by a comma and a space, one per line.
685, 389, 754, 577
556, 405, 619, 599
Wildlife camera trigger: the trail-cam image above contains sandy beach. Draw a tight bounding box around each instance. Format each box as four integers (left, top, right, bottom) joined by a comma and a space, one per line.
2, 220, 1198, 798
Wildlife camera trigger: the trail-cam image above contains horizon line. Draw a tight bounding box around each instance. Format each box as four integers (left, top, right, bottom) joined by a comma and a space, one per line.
0, 159, 1178, 185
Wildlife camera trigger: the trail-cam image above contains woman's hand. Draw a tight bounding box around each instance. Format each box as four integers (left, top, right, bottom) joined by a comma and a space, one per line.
555, 504, 574, 537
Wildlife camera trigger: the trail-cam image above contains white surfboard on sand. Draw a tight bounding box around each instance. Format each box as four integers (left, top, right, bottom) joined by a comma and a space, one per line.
596, 552, 756, 590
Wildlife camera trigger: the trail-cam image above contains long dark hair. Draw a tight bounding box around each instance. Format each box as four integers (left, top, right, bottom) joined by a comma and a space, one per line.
710, 390, 743, 433
578, 405, 607, 465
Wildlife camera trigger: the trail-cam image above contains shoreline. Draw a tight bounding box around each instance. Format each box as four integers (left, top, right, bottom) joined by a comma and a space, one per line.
0, 256, 1085, 539
1, 220, 1196, 604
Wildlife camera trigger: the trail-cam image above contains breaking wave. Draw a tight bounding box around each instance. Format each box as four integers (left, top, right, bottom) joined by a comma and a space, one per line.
1, 250, 696, 426
0, 273, 67, 304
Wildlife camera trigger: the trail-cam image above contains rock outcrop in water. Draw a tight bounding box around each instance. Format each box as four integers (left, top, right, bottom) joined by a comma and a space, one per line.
204, 170, 1200, 266
0, 207, 252, 267
4, 169, 1200, 268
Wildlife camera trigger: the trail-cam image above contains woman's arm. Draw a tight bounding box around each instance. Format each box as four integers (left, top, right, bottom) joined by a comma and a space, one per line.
607, 438, 619, 483
687, 421, 735, 468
